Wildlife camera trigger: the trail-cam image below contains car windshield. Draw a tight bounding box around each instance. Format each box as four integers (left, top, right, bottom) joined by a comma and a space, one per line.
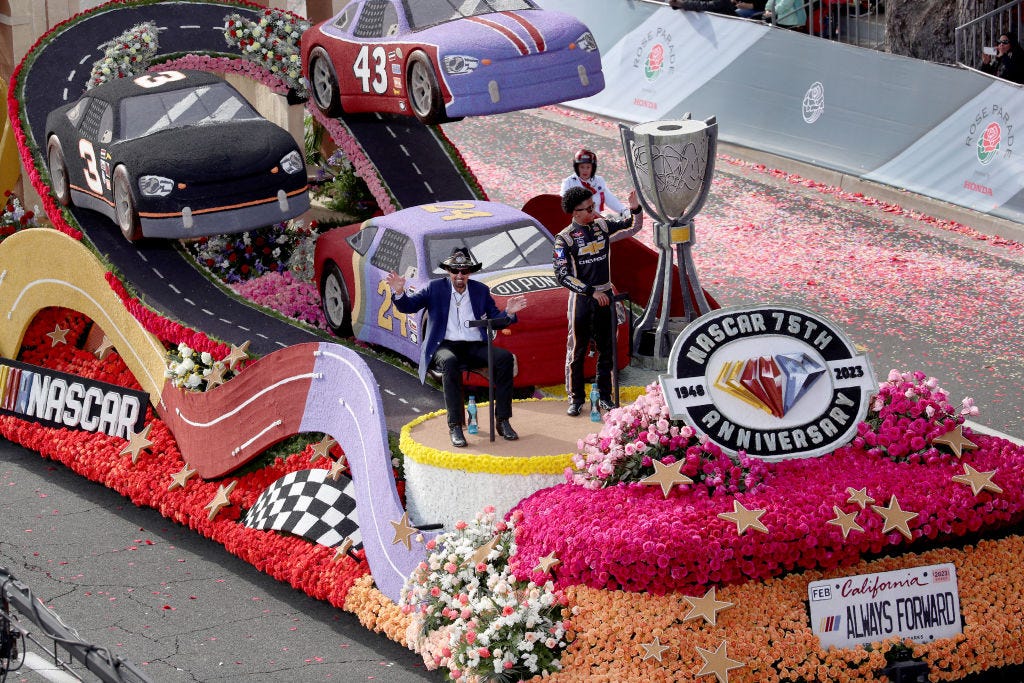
407, 0, 535, 30
427, 221, 552, 276
118, 83, 261, 139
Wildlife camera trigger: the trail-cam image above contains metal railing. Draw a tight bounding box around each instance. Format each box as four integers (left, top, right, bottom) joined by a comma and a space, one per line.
1, 567, 153, 683
955, 0, 1023, 74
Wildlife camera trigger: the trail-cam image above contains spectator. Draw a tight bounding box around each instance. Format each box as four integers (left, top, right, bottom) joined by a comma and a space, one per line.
669, 0, 738, 15
764, 0, 807, 30
734, 0, 767, 18
982, 31, 1024, 85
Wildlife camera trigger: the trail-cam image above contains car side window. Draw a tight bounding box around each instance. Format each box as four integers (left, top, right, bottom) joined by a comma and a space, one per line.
354, 0, 390, 38
333, 5, 357, 30
346, 225, 379, 256
65, 98, 90, 128
370, 229, 417, 279
78, 99, 109, 139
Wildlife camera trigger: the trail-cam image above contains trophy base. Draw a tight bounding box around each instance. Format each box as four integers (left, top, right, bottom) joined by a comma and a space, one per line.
633, 318, 690, 365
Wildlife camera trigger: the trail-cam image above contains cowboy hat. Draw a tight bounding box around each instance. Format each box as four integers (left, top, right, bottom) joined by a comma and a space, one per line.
438, 247, 482, 273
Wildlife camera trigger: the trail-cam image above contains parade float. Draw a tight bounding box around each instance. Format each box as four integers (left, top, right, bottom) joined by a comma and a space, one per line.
2, 2, 1023, 682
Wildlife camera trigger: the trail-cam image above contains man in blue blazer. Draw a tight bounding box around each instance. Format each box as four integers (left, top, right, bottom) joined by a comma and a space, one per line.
385, 247, 527, 447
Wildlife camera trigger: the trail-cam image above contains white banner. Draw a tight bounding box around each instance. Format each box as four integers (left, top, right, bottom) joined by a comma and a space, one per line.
569, 7, 767, 122
865, 84, 1024, 218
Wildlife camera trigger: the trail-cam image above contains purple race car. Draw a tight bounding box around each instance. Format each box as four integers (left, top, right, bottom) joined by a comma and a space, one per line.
313, 199, 630, 389
301, 0, 604, 124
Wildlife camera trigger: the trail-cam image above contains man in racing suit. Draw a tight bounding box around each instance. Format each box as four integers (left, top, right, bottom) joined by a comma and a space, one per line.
554, 185, 643, 416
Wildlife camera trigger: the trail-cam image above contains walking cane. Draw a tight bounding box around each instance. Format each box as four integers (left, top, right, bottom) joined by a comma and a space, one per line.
465, 318, 498, 442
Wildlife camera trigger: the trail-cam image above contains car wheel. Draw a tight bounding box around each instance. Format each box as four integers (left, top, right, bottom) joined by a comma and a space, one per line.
320, 262, 353, 337
112, 166, 142, 242
406, 52, 445, 124
47, 136, 71, 207
309, 48, 343, 117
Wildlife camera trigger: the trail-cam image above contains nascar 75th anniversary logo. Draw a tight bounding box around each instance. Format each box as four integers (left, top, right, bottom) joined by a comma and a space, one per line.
661, 305, 877, 461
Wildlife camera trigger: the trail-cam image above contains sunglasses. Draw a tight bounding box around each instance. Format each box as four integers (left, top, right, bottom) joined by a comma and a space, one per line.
449, 268, 473, 275
573, 203, 596, 213
998, 39, 1010, 44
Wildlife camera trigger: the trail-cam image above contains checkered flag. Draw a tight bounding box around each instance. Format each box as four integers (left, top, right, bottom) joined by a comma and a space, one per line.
243, 468, 361, 551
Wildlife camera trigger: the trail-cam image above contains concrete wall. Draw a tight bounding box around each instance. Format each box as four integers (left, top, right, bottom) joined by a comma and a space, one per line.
542, 1, 1024, 224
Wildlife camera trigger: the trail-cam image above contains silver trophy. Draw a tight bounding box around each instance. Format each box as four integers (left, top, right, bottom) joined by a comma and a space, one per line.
620, 116, 718, 361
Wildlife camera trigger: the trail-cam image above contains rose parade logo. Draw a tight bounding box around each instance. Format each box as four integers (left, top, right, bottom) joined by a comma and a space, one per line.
661, 305, 877, 461
802, 81, 825, 124
633, 28, 676, 82
965, 104, 1015, 166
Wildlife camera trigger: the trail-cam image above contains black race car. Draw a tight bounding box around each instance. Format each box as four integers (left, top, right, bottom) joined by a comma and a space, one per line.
45, 70, 309, 241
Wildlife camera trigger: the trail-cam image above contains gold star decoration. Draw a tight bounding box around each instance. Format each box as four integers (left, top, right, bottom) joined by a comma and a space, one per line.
535, 551, 561, 574
204, 362, 228, 388
332, 537, 354, 562
640, 636, 671, 662
952, 463, 1003, 496
683, 587, 734, 626
205, 480, 238, 521
695, 640, 744, 683
826, 505, 864, 539
717, 500, 769, 535
224, 340, 251, 370
309, 435, 337, 463
167, 463, 197, 492
119, 423, 153, 464
470, 536, 500, 567
846, 486, 875, 509
932, 424, 978, 458
391, 511, 417, 550
872, 495, 918, 541
640, 459, 694, 498
327, 455, 348, 481
46, 324, 69, 347
94, 335, 116, 359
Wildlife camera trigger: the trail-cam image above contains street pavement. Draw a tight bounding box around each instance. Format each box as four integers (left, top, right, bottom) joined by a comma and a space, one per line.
0, 440, 436, 682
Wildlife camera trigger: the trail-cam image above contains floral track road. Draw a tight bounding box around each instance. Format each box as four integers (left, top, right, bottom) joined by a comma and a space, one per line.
442, 108, 1024, 437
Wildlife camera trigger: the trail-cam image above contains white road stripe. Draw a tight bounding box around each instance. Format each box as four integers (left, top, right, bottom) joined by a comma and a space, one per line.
23, 652, 82, 683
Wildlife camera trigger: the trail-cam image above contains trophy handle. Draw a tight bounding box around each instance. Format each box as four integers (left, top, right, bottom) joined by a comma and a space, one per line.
618, 123, 661, 220
679, 116, 718, 228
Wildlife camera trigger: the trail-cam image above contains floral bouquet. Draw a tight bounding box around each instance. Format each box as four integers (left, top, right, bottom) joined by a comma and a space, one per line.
567, 381, 768, 494
855, 369, 979, 461
185, 218, 318, 284
310, 146, 378, 219
223, 9, 309, 97
0, 191, 37, 239
88, 21, 161, 89
164, 343, 235, 391
401, 507, 571, 682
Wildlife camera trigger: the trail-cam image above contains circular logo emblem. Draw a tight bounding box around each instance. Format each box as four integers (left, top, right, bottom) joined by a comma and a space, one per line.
645, 43, 665, 81
977, 121, 1001, 165
802, 82, 825, 124
661, 305, 876, 461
